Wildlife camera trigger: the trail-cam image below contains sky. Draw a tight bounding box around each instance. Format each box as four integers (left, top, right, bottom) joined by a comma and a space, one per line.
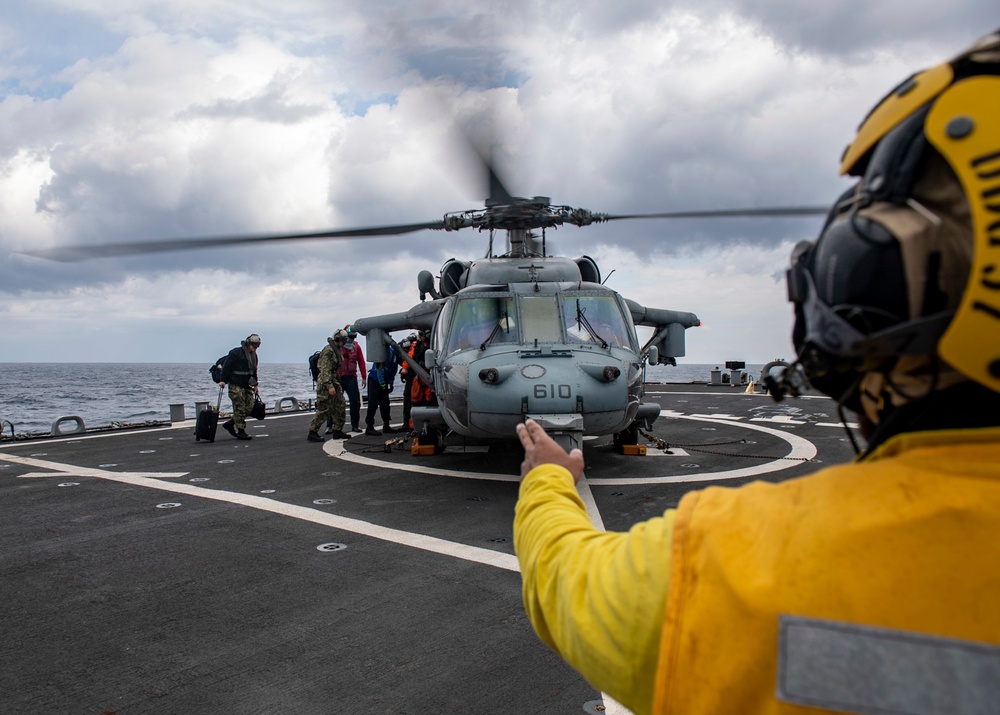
0, 1, 994, 364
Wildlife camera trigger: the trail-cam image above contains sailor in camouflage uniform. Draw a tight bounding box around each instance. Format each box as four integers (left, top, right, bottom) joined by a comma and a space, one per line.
218, 333, 261, 441
308, 329, 349, 442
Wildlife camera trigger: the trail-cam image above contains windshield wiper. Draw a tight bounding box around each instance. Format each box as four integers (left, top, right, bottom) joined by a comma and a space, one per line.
480, 311, 511, 350
576, 300, 608, 348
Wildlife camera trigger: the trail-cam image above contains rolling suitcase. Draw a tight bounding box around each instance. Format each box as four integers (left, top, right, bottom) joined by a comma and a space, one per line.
195, 388, 223, 442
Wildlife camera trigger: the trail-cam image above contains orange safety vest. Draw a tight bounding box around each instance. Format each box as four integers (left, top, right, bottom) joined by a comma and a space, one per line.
410, 341, 434, 404
401, 343, 416, 377
653, 427, 1000, 714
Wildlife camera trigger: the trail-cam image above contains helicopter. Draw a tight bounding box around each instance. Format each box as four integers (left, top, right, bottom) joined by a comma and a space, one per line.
351, 193, 703, 454
347, 184, 827, 453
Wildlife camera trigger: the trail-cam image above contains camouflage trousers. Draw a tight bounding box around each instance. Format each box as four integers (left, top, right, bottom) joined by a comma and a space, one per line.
228, 385, 255, 429
309, 382, 345, 432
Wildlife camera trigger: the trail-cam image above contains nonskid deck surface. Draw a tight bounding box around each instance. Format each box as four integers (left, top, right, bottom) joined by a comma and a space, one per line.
0, 385, 855, 714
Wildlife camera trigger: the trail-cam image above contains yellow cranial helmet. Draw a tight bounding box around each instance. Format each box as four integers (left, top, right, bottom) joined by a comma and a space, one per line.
784, 28, 1000, 411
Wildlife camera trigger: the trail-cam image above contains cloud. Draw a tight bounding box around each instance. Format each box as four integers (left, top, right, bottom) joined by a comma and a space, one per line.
685, 0, 996, 58
0, 2, 993, 363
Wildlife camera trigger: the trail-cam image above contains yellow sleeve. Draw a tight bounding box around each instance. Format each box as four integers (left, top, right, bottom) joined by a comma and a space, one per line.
513, 464, 676, 715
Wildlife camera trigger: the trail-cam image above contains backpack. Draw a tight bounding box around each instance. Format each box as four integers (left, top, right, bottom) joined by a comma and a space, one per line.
308, 350, 321, 383
209, 355, 228, 383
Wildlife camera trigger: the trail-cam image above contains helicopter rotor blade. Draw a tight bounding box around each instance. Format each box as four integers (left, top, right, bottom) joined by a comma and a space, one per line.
487, 160, 515, 205
465, 134, 515, 205
18, 221, 448, 263
449, 110, 516, 205
17, 203, 833, 263
602, 206, 829, 221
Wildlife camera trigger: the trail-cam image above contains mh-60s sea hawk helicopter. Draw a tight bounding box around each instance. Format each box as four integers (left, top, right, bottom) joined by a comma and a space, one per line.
351, 191, 703, 454
21, 164, 826, 454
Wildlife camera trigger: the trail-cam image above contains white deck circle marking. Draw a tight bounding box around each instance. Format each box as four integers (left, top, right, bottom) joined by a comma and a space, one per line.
325, 411, 817, 486
326, 440, 518, 482
588, 411, 817, 485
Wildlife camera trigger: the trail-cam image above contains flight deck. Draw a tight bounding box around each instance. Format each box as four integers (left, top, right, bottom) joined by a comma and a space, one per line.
0, 384, 857, 715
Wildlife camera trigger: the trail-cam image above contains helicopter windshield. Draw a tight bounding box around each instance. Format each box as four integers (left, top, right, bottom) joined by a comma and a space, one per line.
445, 296, 517, 354
561, 294, 632, 349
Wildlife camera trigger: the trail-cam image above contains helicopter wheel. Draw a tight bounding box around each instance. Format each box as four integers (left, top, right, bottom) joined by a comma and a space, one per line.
613, 423, 640, 451
421, 426, 445, 455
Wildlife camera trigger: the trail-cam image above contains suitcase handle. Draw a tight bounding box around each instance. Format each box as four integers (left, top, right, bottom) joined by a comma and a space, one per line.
216, 386, 223, 410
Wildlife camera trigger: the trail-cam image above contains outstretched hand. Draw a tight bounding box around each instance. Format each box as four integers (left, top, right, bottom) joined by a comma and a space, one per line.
516, 419, 585, 483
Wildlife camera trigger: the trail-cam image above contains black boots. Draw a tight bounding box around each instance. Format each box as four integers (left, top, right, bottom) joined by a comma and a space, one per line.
311, 429, 348, 441
224, 420, 251, 439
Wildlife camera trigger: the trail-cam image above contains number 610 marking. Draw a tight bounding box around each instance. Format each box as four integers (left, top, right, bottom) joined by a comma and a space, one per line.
534, 384, 572, 399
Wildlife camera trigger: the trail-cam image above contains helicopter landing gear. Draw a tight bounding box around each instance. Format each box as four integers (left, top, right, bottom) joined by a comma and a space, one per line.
411, 426, 444, 456
613, 423, 646, 456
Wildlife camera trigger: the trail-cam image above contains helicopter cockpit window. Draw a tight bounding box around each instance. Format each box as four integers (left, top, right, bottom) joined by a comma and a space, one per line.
445, 296, 517, 355
519, 296, 562, 344
561, 294, 632, 349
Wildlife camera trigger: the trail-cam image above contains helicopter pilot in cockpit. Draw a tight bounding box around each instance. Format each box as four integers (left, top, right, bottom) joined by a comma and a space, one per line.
562, 295, 631, 349
447, 297, 518, 354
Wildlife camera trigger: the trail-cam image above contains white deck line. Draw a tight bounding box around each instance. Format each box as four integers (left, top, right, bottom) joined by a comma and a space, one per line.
0, 452, 520, 573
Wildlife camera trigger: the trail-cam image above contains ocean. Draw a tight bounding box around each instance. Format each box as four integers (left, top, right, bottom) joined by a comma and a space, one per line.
0, 361, 769, 437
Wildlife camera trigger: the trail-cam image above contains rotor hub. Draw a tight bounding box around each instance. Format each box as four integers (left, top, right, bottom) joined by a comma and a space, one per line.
443, 197, 608, 233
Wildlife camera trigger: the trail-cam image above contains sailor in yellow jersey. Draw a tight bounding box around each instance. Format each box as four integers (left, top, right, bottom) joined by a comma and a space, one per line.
514, 28, 1000, 715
